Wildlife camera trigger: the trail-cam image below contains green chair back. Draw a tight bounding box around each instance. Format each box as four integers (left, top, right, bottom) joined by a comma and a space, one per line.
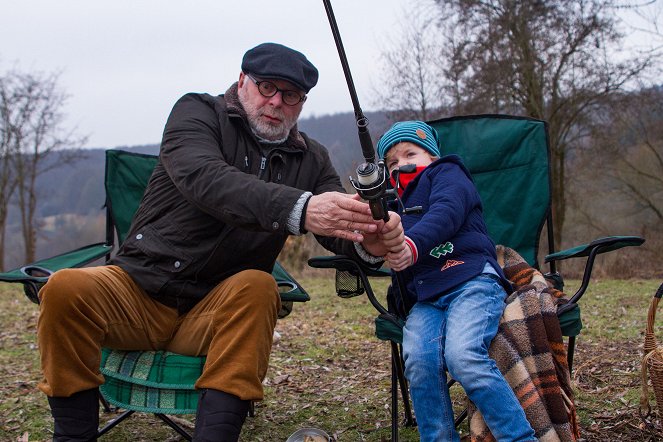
427, 115, 552, 268
105, 150, 159, 245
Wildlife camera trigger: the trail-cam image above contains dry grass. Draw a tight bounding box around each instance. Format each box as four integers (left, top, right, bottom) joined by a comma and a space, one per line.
1, 277, 663, 441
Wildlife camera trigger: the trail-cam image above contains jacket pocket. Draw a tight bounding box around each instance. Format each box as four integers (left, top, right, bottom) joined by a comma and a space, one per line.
127, 224, 193, 275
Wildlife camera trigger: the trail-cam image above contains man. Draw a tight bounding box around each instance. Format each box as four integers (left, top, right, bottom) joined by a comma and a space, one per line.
37, 42, 404, 441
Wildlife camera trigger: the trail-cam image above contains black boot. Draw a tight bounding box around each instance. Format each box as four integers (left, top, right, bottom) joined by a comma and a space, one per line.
47, 388, 99, 441
193, 389, 250, 442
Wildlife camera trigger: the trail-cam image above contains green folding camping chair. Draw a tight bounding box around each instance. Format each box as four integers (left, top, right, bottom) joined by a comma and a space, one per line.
0, 149, 310, 440
309, 114, 645, 441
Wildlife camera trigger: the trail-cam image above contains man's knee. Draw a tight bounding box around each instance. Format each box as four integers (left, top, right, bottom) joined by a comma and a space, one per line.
39, 269, 90, 312
231, 269, 279, 310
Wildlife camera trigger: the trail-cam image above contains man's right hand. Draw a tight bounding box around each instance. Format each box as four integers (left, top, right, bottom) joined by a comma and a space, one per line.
304, 192, 379, 242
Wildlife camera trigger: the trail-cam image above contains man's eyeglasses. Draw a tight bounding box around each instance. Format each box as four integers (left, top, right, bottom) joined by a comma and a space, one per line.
246, 74, 307, 106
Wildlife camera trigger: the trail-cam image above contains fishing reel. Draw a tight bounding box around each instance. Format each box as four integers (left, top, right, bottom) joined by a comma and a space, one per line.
350, 162, 424, 222
350, 160, 390, 222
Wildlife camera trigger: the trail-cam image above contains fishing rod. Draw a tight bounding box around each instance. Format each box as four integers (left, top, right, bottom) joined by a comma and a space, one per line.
322, 0, 390, 222
322, 0, 421, 312
321, 5, 418, 436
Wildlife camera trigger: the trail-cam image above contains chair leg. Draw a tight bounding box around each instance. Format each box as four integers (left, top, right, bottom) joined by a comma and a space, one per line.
155, 414, 193, 441
389, 342, 418, 442
454, 407, 468, 429
98, 394, 113, 413
392, 343, 415, 426
98, 409, 194, 440
390, 352, 399, 442
97, 409, 135, 437
567, 336, 576, 374
447, 378, 468, 430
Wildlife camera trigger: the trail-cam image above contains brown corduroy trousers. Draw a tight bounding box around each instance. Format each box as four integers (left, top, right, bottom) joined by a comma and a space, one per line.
37, 265, 280, 401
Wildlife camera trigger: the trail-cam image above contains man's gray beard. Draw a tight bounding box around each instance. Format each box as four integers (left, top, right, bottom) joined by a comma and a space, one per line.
238, 85, 300, 143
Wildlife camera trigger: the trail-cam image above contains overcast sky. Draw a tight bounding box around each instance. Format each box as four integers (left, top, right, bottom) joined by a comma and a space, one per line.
2, 1, 660, 149
1, 0, 414, 148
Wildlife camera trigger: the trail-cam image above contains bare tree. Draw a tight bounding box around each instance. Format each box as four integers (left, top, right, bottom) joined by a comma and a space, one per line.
0, 68, 85, 267
621, 0, 663, 55
0, 75, 20, 270
592, 86, 663, 224
371, 10, 448, 122
376, 0, 659, 249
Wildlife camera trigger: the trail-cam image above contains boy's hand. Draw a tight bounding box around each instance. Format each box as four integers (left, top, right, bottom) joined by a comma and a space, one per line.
361, 211, 404, 257
387, 244, 413, 271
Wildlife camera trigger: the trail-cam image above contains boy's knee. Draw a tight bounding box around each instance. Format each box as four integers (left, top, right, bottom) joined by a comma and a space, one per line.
403, 343, 440, 380
403, 344, 426, 367
446, 347, 496, 384
445, 346, 477, 378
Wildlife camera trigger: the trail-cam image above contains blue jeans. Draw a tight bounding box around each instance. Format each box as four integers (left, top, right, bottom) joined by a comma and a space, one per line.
402, 274, 536, 442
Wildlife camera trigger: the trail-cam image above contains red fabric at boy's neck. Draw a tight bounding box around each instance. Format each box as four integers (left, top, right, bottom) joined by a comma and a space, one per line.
390, 165, 428, 197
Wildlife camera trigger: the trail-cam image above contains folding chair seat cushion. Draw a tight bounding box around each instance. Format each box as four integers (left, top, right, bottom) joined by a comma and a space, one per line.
373, 299, 583, 346
375, 314, 404, 344
558, 304, 582, 337
100, 348, 204, 414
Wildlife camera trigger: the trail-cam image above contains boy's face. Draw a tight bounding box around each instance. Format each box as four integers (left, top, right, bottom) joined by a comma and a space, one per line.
385, 142, 436, 173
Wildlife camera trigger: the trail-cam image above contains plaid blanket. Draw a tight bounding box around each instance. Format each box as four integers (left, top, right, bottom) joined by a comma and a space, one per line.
467, 246, 580, 441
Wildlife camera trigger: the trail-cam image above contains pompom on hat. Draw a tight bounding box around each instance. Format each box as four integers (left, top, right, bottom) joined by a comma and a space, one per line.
241, 42, 319, 93
377, 121, 441, 159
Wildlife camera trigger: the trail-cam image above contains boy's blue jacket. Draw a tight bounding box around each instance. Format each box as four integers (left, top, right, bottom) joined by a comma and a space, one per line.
392, 154, 511, 303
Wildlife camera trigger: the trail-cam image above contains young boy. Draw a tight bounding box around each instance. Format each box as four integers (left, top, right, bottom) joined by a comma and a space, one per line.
378, 121, 536, 441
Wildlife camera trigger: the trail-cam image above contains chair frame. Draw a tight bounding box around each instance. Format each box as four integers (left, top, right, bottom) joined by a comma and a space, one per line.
0, 149, 308, 440
308, 114, 644, 441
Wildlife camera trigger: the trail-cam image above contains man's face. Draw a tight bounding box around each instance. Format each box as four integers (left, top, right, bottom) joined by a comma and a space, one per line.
238, 72, 304, 142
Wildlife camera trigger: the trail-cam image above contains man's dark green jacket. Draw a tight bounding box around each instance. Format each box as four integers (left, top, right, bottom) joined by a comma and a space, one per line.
110, 83, 358, 313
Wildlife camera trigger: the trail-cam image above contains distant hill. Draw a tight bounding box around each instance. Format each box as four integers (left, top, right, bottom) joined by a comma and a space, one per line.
0, 111, 391, 268
298, 111, 391, 179
36, 144, 159, 219
34, 111, 391, 219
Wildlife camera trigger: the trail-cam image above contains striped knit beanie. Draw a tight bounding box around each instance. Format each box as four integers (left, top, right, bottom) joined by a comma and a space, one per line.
377, 121, 440, 160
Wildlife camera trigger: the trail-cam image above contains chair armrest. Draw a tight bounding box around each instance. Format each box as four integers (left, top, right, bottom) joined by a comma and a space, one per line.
544, 235, 645, 262
544, 235, 645, 304
308, 255, 391, 315
272, 261, 310, 302
0, 242, 113, 304
0, 242, 112, 284
307, 255, 390, 278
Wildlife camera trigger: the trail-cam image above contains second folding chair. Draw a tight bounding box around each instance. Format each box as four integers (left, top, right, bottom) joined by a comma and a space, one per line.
309, 114, 644, 441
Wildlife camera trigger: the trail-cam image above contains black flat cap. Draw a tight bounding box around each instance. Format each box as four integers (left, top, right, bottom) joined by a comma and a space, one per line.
241, 42, 319, 93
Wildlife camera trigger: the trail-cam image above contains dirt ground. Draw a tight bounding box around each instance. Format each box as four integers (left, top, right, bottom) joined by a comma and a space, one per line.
571, 340, 663, 441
